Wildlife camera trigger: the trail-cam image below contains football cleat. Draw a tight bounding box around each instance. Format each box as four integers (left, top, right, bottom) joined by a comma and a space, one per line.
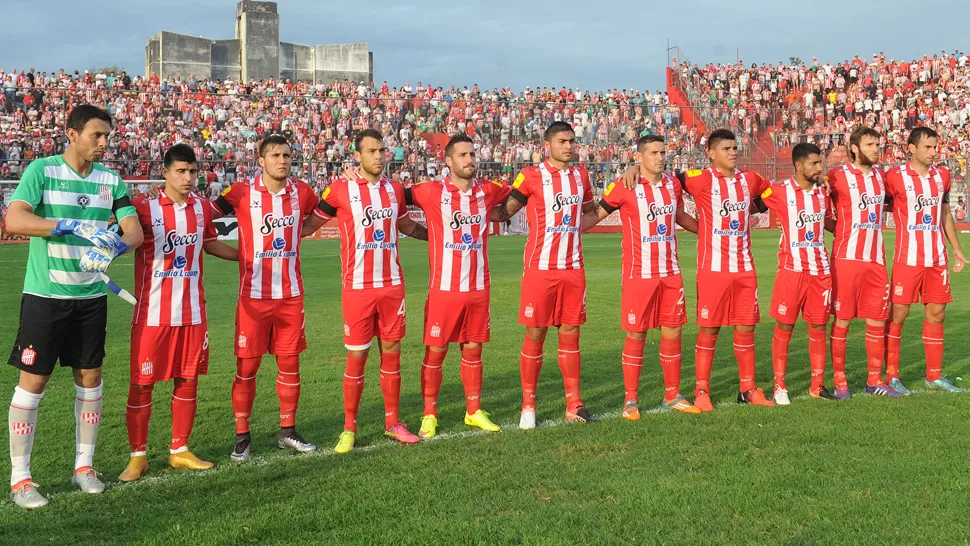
663, 395, 702, 414
464, 410, 500, 432
925, 377, 963, 393
334, 430, 356, 454
622, 399, 641, 421
418, 414, 438, 439
72, 467, 105, 494
737, 388, 776, 406
118, 455, 149, 482
385, 423, 420, 444
169, 450, 214, 471
833, 384, 852, 400
519, 407, 537, 430
278, 429, 316, 453
230, 434, 252, 461
889, 377, 912, 396
865, 383, 903, 397
10, 481, 47, 509
565, 406, 596, 423
810, 386, 837, 400
693, 389, 715, 412
773, 387, 791, 406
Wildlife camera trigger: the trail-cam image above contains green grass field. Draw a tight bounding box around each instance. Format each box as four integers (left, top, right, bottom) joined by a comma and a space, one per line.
1, 231, 969, 545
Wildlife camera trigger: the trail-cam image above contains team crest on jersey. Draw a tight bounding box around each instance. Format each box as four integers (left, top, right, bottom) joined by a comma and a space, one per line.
512, 173, 525, 189
99, 185, 112, 201
76, 195, 90, 209
197, 213, 205, 228
141, 358, 153, 376
20, 346, 37, 366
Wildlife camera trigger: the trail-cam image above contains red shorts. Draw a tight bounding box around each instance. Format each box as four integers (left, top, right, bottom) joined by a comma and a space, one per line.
891, 263, 953, 305
519, 268, 587, 328
424, 289, 490, 346
695, 269, 760, 327
235, 296, 307, 358
831, 259, 890, 321
130, 323, 209, 386
621, 275, 687, 332
769, 268, 832, 325
342, 285, 407, 348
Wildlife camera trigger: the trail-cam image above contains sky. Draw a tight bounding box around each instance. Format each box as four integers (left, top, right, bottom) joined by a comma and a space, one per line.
1, 0, 967, 92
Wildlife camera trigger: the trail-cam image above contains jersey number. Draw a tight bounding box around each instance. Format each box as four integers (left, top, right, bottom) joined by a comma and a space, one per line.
397, 299, 407, 316
941, 269, 949, 286
822, 290, 831, 307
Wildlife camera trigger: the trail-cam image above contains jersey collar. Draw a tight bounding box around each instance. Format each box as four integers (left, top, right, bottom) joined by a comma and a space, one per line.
158, 191, 197, 207
254, 174, 293, 195
443, 177, 481, 194
788, 177, 823, 195
710, 167, 740, 179
904, 162, 936, 178
355, 174, 386, 187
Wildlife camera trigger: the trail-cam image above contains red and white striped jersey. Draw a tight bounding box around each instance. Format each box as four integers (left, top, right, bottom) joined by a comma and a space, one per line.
684, 167, 771, 273
761, 178, 832, 275
317, 175, 408, 290
509, 161, 594, 271
886, 163, 951, 267
213, 175, 319, 299
132, 193, 217, 326
827, 164, 887, 264
600, 174, 683, 279
409, 178, 511, 292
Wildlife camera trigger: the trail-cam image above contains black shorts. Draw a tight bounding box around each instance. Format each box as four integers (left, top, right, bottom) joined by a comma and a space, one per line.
8, 294, 108, 376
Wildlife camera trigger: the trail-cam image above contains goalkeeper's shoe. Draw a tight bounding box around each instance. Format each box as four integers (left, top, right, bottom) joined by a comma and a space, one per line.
737, 388, 776, 406
925, 376, 963, 393
334, 430, 356, 454
72, 467, 105, 494
565, 406, 596, 423
464, 410, 500, 432
519, 407, 537, 430
169, 450, 214, 471
693, 389, 715, 412
889, 377, 912, 396
10, 480, 47, 509
663, 394, 703, 414
118, 455, 149, 482
418, 414, 438, 439
385, 423, 420, 444
230, 434, 251, 461
622, 399, 641, 421
278, 429, 316, 453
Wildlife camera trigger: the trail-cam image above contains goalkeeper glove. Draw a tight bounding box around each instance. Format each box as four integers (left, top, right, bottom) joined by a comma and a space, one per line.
51, 220, 124, 253
79, 246, 117, 273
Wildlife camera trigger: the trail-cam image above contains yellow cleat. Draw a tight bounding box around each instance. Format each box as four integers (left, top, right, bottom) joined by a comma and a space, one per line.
334, 430, 355, 454
663, 394, 703, 414
622, 400, 641, 421
118, 455, 149, 482
464, 410, 500, 432
169, 450, 215, 471
418, 414, 438, 439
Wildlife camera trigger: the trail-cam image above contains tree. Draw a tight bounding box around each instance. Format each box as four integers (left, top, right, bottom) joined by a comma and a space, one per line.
86, 64, 125, 74
789, 56, 804, 67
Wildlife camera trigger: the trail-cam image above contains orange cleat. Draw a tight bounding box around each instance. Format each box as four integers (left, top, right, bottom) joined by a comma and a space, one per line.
693, 389, 715, 412
738, 387, 776, 406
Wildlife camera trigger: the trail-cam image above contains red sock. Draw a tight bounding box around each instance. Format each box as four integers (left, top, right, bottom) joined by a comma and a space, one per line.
232, 357, 262, 434
867, 323, 889, 385
808, 328, 826, 391
125, 384, 153, 454
276, 355, 301, 428
460, 345, 483, 414
171, 379, 198, 452
558, 332, 583, 413
520, 337, 544, 409
772, 326, 793, 390
422, 348, 447, 416
379, 351, 402, 429
621, 336, 645, 402
694, 332, 718, 392
885, 321, 903, 383
343, 352, 368, 432
659, 336, 683, 402
734, 331, 756, 392
830, 324, 849, 386
923, 322, 944, 381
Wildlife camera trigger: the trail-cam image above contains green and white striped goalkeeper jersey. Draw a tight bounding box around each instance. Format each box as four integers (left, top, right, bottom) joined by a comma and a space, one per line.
10, 155, 136, 299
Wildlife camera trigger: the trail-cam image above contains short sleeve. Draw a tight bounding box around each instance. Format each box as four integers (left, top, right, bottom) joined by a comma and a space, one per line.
393, 183, 408, 219
213, 183, 240, 215
509, 170, 530, 203
111, 173, 137, 220
600, 179, 624, 213
825, 169, 840, 199
486, 180, 511, 208
10, 160, 44, 208
580, 169, 594, 204
884, 170, 898, 198
941, 168, 951, 193
684, 169, 708, 197
300, 183, 320, 217
409, 182, 428, 209
203, 202, 218, 242
751, 172, 772, 196
316, 183, 340, 218
759, 183, 780, 211
824, 195, 835, 220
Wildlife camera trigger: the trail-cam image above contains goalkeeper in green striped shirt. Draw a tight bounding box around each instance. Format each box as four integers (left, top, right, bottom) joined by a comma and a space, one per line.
4, 105, 143, 508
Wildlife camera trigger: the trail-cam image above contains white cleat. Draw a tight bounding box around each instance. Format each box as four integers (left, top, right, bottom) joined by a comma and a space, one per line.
11, 481, 48, 509
519, 407, 536, 430
72, 468, 105, 494
773, 388, 791, 406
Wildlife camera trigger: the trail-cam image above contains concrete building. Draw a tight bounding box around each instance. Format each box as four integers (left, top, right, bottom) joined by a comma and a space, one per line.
145, 1, 373, 83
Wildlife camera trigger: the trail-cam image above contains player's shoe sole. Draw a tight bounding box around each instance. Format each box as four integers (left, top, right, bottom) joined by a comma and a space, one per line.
622, 400, 640, 421
72, 467, 105, 494
169, 450, 214, 471
519, 407, 537, 430
693, 390, 715, 412
464, 410, 500, 432
10, 480, 47, 509
418, 414, 438, 439
662, 394, 702, 414
334, 430, 356, 454
118, 455, 149, 482
737, 388, 776, 406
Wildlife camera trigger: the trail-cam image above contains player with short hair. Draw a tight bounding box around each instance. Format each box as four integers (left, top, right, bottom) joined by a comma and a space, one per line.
119, 144, 239, 482
405, 134, 510, 438
212, 135, 321, 461
883, 127, 967, 393
761, 143, 837, 404
302, 129, 429, 453
5, 105, 143, 508
581, 135, 702, 419
491, 121, 597, 428
825, 127, 900, 397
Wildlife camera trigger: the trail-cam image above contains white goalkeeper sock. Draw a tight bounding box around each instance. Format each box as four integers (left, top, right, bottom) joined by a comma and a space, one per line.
74, 382, 103, 471
9, 386, 43, 486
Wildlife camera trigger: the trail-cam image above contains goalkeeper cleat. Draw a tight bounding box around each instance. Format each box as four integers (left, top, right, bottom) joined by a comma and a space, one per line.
334, 430, 356, 454
865, 383, 903, 397
418, 414, 438, 439
519, 407, 537, 430
118, 455, 149, 482
833, 384, 852, 400
10, 481, 47, 509
278, 429, 316, 453
889, 377, 912, 396
925, 376, 963, 393
773, 387, 791, 406
809, 386, 838, 400
385, 423, 420, 444
464, 410, 500, 432
72, 467, 105, 494
169, 450, 214, 471
737, 388, 776, 406
622, 400, 641, 421
230, 434, 251, 461
663, 394, 703, 414
565, 406, 596, 423
693, 389, 715, 412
